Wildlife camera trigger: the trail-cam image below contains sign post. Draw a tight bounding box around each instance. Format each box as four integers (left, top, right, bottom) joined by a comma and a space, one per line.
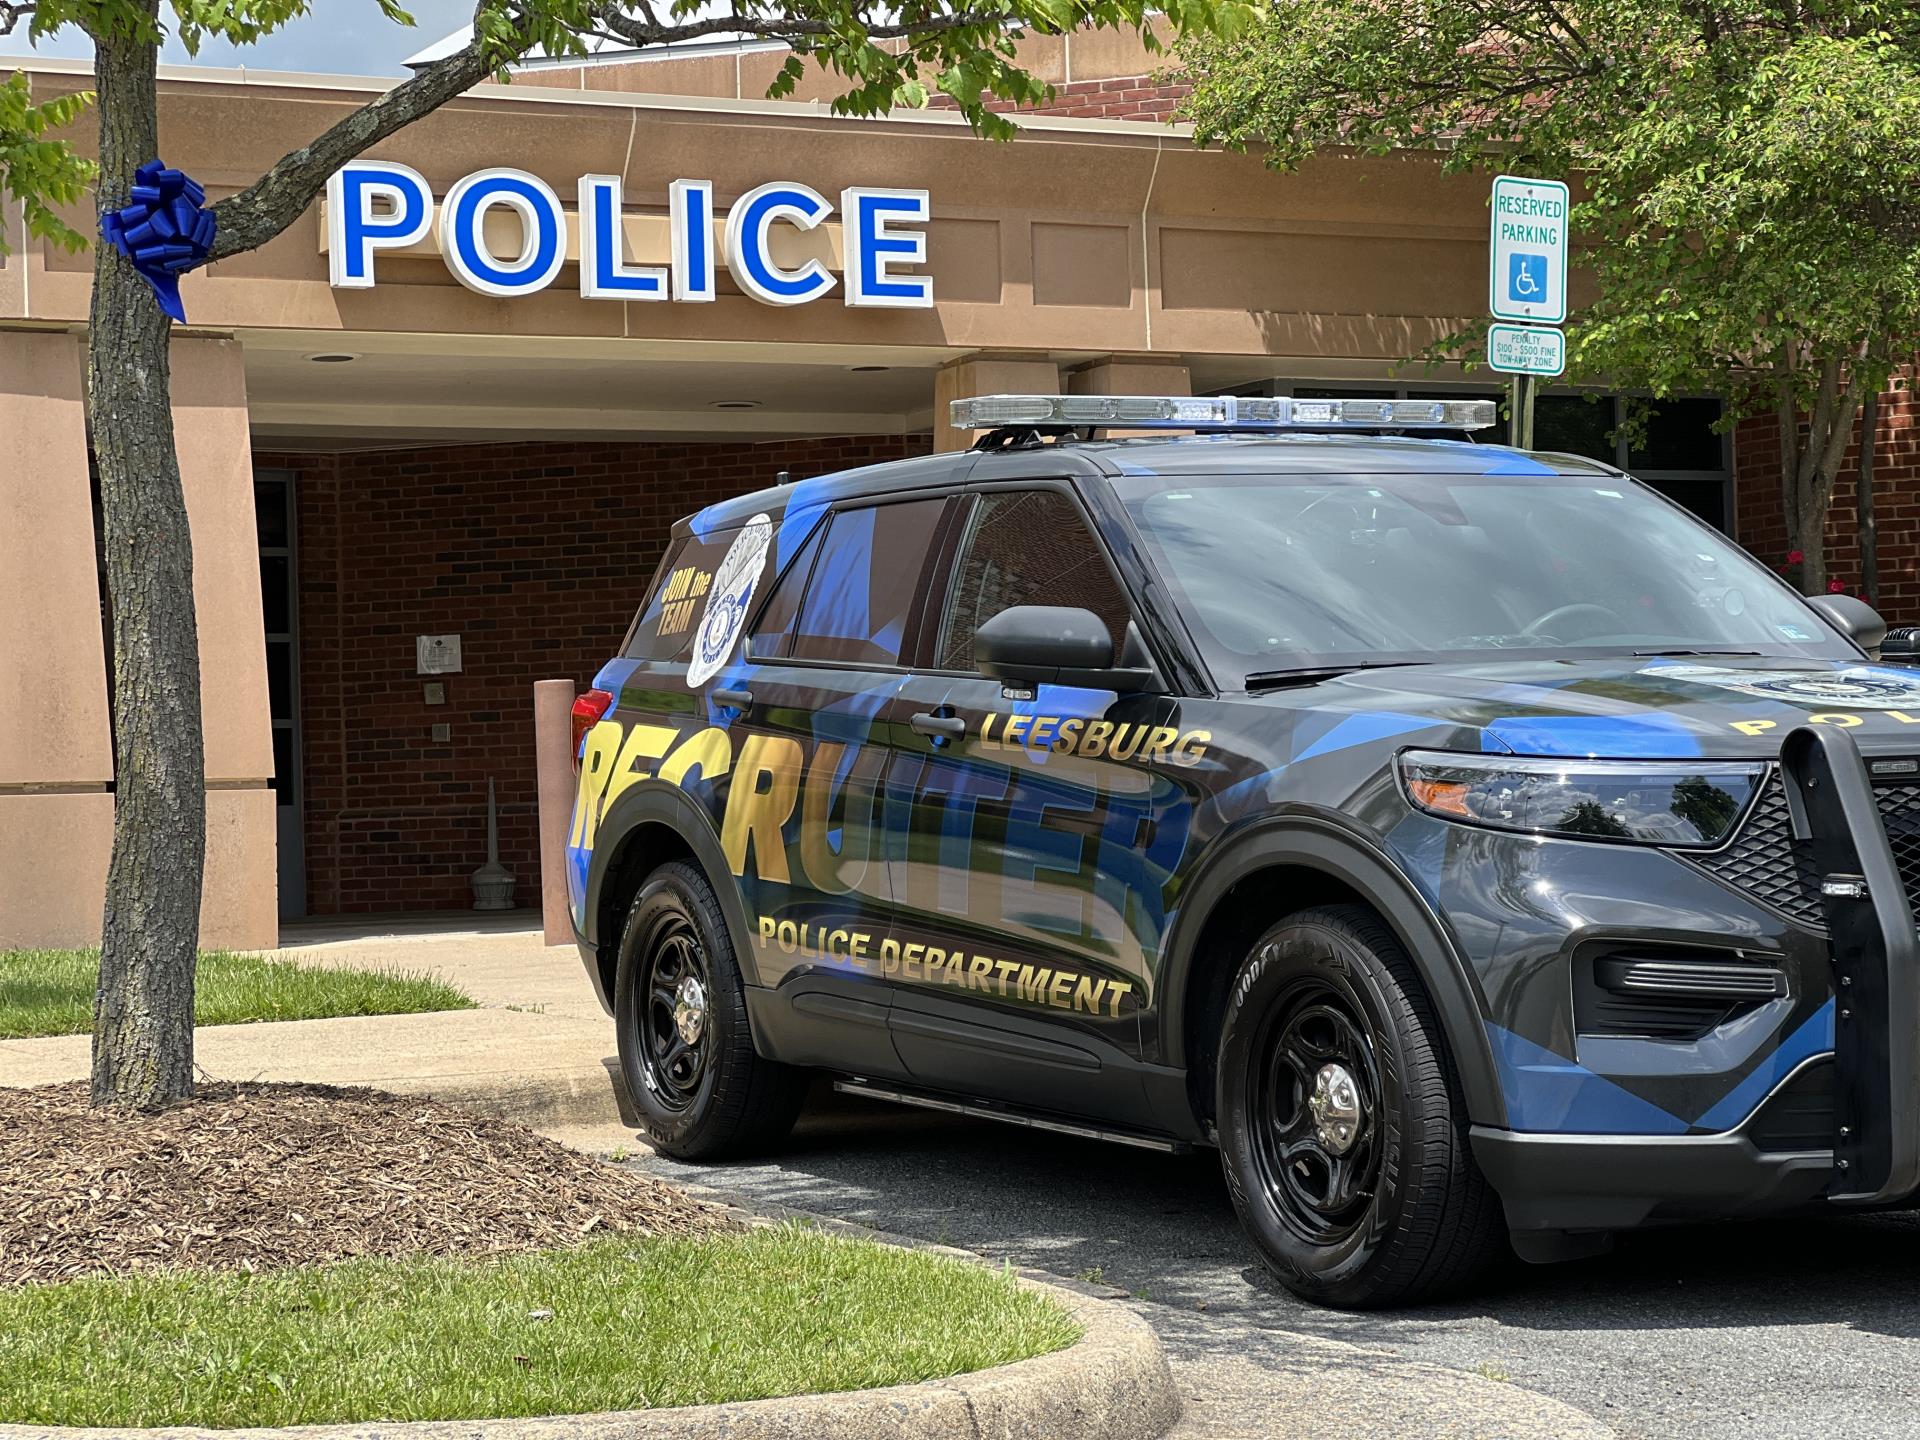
1487, 174, 1570, 451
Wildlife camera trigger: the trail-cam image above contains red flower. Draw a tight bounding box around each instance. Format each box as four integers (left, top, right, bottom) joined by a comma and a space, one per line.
1860, 590, 1873, 603
1828, 579, 1848, 594
1787, 550, 1806, 565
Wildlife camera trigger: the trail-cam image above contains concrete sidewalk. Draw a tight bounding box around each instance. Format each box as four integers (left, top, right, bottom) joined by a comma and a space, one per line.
0, 915, 636, 1143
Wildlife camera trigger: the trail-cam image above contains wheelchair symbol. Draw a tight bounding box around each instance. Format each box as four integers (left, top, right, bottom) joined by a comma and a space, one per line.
1507, 252, 1547, 303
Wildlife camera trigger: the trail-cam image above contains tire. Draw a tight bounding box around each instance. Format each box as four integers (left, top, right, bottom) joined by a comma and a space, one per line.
1216, 904, 1506, 1308
613, 860, 807, 1159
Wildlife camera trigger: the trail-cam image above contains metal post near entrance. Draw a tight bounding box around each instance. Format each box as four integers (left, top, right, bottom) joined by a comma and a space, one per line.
533, 678, 579, 947
1508, 374, 1537, 450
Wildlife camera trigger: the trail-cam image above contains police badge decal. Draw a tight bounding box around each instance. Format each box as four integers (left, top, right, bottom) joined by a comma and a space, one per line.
1651, 663, 1920, 710
687, 513, 773, 688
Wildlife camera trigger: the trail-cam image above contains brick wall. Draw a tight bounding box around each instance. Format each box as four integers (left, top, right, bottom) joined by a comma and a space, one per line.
926, 74, 1189, 122
1733, 382, 1920, 624
264, 436, 919, 916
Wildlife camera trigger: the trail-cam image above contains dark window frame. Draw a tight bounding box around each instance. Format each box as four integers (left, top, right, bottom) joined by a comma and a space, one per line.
742, 511, 830, 662
917, 479, 1143, 680
757, 492, 960, 676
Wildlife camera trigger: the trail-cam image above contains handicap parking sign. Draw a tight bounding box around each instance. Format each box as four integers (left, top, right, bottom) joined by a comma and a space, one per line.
1489, 176, 1568, 322
1507, 252, 1547, 304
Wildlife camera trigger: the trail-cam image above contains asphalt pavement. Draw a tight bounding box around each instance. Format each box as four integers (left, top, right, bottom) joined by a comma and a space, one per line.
622, 1084, 1920, 1440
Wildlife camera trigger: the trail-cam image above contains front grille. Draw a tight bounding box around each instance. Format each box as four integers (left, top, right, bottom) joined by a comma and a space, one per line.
1687, 768, 1920, 929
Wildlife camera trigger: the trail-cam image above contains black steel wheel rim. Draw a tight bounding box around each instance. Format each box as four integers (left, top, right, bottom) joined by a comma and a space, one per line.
635, 909, 712, 1112
1248, 974, 1385, 1247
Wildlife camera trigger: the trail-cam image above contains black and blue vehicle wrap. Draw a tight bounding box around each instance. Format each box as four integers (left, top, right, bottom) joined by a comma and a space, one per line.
562, 434, 1920, 1234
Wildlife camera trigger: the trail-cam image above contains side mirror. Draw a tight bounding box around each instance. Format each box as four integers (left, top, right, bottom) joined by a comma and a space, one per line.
1808, 594, 1889, 659
974, 605, 1158, 692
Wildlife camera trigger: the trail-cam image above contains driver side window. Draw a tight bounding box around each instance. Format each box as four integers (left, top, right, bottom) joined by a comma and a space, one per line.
938, 490, 1135, 672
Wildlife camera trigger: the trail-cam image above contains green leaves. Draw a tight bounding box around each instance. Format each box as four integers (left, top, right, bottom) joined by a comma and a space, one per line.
1179, 0, 1920, 421
0, 72, 94, 253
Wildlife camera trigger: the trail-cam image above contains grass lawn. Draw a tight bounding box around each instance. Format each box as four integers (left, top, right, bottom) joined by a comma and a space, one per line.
0, 1226, 1080, 1428
0, 948, 472, 1039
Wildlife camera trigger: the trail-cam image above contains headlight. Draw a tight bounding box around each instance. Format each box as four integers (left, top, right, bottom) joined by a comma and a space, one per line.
1397, 751, 1764, 847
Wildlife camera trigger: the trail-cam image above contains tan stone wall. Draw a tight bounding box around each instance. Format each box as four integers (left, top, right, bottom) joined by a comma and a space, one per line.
0, 327, 276, 949
0, 332, 116, 948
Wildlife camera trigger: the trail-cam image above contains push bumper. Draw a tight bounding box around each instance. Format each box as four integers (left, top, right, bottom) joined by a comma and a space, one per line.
1780, 724, 1920, 1204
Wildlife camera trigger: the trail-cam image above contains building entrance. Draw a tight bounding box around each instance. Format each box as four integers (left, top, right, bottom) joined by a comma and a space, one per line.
255, 469, 305, 918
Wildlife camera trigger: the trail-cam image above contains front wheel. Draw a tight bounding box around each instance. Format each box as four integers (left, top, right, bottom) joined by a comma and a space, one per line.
613, 860, 806, 1159
1216, 905, 1506, 1307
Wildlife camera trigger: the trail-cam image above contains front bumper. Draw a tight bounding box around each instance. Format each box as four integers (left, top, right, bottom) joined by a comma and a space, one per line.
1475, 726, 1920, 1234
1473, 1125, 1832, 1232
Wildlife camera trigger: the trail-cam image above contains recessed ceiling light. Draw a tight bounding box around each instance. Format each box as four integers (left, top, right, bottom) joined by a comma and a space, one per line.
850, 365, 889, 373
710, 400, 761, 410
306, 352, 360, 364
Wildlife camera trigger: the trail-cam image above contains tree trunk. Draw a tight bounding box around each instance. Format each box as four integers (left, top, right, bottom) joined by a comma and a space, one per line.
1776, 348, 1800, 581
1859, 388, 1880, 608
1783, 354, 1872, 598
87, 13, 205, 1109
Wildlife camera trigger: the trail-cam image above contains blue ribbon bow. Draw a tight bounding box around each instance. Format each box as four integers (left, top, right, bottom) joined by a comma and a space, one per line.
100, 159, 217, 324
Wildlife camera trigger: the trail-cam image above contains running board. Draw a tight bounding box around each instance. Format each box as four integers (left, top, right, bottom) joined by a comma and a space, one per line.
833, 1078, 1191, 1153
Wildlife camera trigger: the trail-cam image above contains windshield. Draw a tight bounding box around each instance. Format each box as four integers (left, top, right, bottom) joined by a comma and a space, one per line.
1112, 470, 1856, 688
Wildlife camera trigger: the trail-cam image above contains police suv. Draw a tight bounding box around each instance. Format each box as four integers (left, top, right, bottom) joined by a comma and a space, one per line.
566, 393, 1920, 1308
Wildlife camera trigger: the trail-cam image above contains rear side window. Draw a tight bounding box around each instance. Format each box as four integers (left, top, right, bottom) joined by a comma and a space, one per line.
938, 490, 1133, 671
745, 519, 827, 661
787, 499, 946, 667
624, 529, 738, 662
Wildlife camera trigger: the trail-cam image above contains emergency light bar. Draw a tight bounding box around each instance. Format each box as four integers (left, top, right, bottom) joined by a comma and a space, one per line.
949, 394, 1498, 432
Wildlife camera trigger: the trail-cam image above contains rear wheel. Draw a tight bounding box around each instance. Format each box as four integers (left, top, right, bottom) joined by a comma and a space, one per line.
614, 861, 806, 1159
1216, 904, 1506, 1307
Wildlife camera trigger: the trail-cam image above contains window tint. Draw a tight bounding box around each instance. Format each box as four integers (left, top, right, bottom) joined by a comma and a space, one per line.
746, 518, 826, 661
626, 534, 725, 662
789, 499, 946, 667
938, 491, 1133, 672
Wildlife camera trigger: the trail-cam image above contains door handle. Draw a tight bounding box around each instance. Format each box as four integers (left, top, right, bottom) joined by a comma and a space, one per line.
910, 711, 967, 742
712, 687, 754, 711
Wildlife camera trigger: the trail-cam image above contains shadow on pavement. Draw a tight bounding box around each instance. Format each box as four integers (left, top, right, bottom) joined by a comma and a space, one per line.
630, 1083, 1920, 1439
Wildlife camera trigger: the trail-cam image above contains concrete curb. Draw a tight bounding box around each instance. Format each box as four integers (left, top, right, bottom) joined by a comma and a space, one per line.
0, 1197, 1179, 1440
666, 1182, 1618, 1440
402, 1056, 631, 1134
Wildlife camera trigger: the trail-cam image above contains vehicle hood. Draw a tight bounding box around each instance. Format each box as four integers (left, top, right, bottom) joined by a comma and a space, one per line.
1281, 655, 1920, 761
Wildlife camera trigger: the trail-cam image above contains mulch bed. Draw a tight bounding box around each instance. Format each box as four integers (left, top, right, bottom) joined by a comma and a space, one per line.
0, 1082, 729, 1287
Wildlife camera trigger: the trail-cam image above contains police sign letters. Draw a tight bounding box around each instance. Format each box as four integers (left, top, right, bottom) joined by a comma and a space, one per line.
1488, 174, 1568, 325
326, 162, 933, 309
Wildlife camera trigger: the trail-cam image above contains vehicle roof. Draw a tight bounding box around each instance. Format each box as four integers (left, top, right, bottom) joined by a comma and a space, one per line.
684, 432, 1623, 535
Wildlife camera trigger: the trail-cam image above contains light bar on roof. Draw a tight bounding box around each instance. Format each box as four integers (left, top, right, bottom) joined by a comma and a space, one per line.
949, 394, 1499, 433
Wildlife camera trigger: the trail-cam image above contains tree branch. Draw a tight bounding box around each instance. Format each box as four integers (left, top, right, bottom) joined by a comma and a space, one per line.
1813, 340, 1878, 495
0, 1, 33, 37
1776, 342, 1798, 545
1799, 354, 1839, 488
207, 24, 504, 259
